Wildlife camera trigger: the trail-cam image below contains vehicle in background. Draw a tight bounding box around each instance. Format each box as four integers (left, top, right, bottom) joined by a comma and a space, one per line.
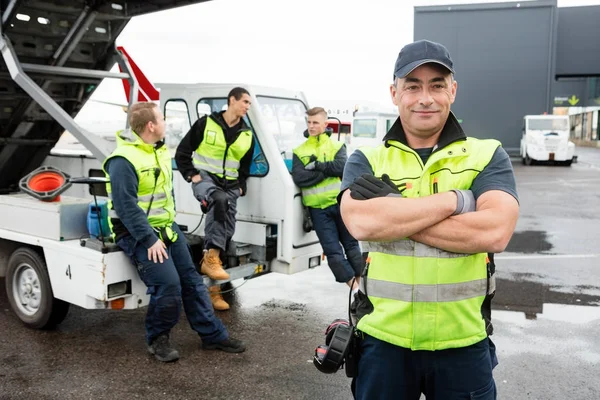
349, 111, 397, 152
520, 114, 575, 166
326, 119, 351, 145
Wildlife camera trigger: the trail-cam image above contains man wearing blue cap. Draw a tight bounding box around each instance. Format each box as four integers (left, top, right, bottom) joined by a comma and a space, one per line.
339, 40, 519, 399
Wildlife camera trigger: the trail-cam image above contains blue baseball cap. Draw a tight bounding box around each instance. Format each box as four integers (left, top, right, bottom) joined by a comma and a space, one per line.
393, 40, 455, 80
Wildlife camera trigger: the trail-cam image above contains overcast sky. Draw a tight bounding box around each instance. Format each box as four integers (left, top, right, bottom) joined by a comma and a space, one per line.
82, 0, 600, 121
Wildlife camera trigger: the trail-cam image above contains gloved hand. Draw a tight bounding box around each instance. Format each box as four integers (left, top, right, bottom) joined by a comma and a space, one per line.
305, 154, 318, 170
450, 189, 476, 215
314, 160, 326, 172
349, 174, 401, 200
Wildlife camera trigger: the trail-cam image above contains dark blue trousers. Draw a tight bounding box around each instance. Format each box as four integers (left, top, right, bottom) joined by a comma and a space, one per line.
310, 204, 363, 283
353, 334, 498, 400
118, 223, 228, 345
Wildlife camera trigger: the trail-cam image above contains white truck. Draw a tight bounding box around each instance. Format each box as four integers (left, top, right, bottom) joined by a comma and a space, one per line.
348, 111, 398, 153
0, 3, 325, 329
520, 114, 575, 166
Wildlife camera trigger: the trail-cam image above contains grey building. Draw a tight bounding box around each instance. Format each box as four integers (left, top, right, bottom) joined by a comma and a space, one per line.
414, 0, 600, 154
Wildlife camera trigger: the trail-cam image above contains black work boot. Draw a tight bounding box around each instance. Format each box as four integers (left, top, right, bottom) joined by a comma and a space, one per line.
202, 337, 246, 353
148, 334, 180, 362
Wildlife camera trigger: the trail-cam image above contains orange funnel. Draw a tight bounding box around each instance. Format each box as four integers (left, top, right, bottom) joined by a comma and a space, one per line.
28, 172, 66, 202
19, 166, 72, 202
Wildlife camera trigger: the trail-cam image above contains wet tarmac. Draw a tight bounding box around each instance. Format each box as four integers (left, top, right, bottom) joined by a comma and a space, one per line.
1, 147, 599, 399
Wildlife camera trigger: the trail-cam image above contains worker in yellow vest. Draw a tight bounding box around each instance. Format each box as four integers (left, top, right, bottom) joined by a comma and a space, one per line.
104, 102, 245, 362
291, 107, 363, 293
339, 40, 519, 399
175, 87, 254, 311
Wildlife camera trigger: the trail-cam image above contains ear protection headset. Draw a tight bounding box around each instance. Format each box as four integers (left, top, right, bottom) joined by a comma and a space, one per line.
312, 318, 355, 375
313, 274, 367, 377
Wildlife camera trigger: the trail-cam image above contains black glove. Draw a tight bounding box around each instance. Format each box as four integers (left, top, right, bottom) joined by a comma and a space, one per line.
349, 174, 401, 200
314, 160, 326, 172
305, 154, 319, 170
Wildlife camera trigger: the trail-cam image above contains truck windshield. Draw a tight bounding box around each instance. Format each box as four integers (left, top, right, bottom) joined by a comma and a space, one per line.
353, 119, 377, 138
528, 118, 569, 131
256, 96, 308, 154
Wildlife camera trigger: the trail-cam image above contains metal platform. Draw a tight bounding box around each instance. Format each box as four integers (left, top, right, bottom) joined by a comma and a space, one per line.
0, 0, 211, 193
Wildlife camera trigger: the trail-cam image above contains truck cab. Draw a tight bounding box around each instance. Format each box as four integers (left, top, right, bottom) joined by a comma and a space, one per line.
520, 114, 575, 166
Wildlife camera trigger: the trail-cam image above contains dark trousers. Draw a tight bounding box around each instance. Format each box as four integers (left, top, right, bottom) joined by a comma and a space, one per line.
118, 223, 228, 345
353, 334, 498, 400
310, 204, 363, 283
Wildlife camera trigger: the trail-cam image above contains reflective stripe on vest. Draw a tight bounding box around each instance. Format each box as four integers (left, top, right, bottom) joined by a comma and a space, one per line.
366, 276, 495, 303
301, 180, 341, 198
193, 117, 252, 180
355, 137, 502, 351
108, 206, 170, 219
192, 153, 240, 177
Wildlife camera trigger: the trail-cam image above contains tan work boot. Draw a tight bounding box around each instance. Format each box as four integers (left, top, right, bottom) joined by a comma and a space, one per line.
200, 248, 230, 280
208, 285, 230, 311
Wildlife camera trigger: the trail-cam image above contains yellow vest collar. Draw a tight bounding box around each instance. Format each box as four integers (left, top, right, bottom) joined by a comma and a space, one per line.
116, 129, 162, 153
307, 133, 329, 144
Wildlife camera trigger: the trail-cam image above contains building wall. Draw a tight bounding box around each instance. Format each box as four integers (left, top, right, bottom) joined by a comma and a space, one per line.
556, 6, 600, 77
414, 1, 556, 153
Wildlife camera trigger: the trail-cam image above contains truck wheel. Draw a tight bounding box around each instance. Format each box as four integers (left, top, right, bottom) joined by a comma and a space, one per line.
524, 153, 534, 166
5, 248, 70, 329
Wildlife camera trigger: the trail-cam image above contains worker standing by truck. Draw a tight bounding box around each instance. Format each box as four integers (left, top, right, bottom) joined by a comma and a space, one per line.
291, 107, 364, 292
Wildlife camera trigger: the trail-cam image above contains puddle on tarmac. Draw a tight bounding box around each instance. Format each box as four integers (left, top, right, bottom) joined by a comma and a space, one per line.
493, 274, 600, 321
495, 230, 600, 323
505, 230, 553, 253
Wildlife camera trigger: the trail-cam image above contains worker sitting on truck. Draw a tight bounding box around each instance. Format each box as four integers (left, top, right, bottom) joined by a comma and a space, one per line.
175, 87, 255, 311
103, 101, 246, 362
291, 107, 364, 292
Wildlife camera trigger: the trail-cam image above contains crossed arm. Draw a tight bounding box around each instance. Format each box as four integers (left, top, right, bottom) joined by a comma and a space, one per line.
339, 188, 519, 254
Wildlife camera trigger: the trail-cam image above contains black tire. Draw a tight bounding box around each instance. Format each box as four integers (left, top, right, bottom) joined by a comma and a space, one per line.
524, 153, 534, 166
5, 247, 70, 329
